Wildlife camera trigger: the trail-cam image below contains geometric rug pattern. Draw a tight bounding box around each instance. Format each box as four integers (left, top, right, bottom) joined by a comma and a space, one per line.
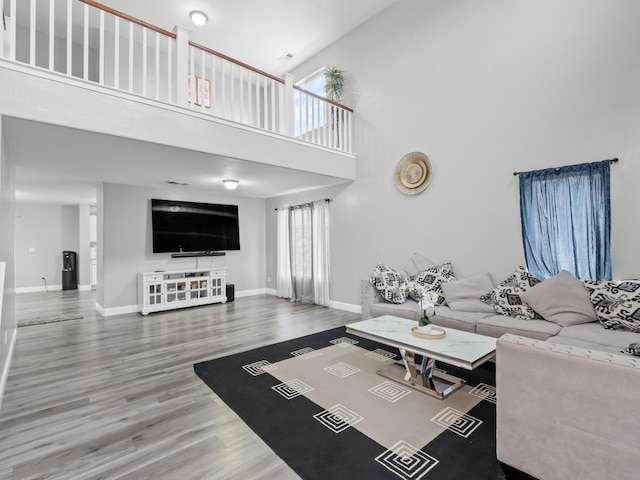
194, 326, 507, 480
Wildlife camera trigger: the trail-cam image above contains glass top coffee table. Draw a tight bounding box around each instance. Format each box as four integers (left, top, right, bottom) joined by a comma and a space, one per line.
346, 315, 497, 399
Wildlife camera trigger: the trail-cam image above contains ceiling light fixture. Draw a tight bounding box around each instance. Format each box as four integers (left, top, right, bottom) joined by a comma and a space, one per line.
223, 179, 239, 190
190, 10, 208, 27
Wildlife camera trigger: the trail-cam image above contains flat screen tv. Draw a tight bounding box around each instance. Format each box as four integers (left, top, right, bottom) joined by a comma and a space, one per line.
151, 199, 240, 253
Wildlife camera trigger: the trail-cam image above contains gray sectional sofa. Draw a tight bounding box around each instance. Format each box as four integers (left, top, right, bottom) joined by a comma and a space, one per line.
361, 256, 640, 354
362, 253, 640, 480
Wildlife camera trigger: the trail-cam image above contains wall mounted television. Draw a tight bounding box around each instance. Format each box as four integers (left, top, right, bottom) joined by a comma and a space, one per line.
151, 199, 240, 254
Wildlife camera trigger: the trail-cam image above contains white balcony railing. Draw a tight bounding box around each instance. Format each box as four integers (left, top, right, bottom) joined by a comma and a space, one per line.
0, 0, 353, 154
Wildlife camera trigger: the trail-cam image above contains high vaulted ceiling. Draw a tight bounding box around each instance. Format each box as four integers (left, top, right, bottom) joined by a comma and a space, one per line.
82, 0, 399, 77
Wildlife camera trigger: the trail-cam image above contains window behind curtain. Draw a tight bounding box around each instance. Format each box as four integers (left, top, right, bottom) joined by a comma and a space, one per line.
519, 160, 611, 281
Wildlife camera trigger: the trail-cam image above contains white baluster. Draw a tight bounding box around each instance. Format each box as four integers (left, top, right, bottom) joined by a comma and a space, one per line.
167, 37, 172, 103
29, 0, 36, 66
114, 17, 120, 89
200, 49, 206, 109
9, 0, 16, 61
49, 0, 55, 70
221, 60, 227, 116
255, 72, 261, 128
189, 46, 195, 109
270, 79, 276, 132
83, 3, 89, 80
128, 23, 134, 92
230, 64, 235, 121
66, 0, 72, 75
155, 32, 160, 99
348, 111, 353, 153
99, 10, 105, 84
248, 71, 253, 126
142, 28, 147, 96
311, 96, 316, 144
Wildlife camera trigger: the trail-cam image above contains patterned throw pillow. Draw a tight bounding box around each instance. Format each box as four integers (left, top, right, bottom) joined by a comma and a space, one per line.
413, 262, 456, 305
583, 280, 640, 332
369, 262, 409, 304
480, 266, 542, 320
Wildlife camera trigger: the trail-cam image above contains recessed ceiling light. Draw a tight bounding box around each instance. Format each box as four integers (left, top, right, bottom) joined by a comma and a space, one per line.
167, 180, 191, 186
223, 179, 239, 190
190, 10, 208, 27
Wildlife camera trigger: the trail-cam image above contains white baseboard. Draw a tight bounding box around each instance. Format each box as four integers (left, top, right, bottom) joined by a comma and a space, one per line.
0, 328, 17, 412
16, 285, 92, 293
328, 300, 361, 314
96, 303, 138, 317
16, 285, 62, 293
264, 288, 277, 296
236, 288, 276, 298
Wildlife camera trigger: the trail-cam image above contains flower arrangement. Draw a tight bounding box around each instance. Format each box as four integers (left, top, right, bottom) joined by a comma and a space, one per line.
400, 281, 440, 326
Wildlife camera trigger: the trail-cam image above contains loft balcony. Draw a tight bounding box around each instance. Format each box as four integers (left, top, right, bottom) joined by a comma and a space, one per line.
0, 0, 356, 196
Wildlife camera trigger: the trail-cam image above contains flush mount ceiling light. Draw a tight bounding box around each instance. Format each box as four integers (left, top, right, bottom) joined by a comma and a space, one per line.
190, 10, 208, 27
223, 179, 239, 190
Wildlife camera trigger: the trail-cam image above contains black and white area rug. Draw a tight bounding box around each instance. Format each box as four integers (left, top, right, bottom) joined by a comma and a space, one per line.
194, 327, 506, 480
18, 312, 83, 327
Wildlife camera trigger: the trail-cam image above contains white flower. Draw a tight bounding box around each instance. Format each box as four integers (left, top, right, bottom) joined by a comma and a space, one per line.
424, 290, 440, 307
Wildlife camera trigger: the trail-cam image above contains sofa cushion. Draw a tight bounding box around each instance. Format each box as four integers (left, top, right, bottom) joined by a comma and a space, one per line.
371, 299, 420, 321
369, 262, 409, 304
403, 252, 436, 278
413, 262, 456, 305
476, 315, 561, 340
432, 306, 493, 333
584, 280, 640, 332
520, 270, 597, 327
441, 273, 496, 314
480, 266, 541, 320
555, 323, 640, 350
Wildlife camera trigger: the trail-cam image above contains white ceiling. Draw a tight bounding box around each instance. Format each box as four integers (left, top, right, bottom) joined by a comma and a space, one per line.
8, 0, 399, 205
7, 119, 350, 204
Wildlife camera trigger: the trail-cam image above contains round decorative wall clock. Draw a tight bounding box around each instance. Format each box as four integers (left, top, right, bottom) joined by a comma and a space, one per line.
394, 152, 433, 195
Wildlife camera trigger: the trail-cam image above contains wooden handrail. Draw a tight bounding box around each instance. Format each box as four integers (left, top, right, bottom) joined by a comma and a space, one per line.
188, 41, 284, 84
293, 85, 354, 113
77, 0, 353, 114
77, 0, 176, 39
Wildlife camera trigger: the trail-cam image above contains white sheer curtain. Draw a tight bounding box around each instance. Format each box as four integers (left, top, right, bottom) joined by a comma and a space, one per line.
276, 207, 293, 298
275, 200, 331, 306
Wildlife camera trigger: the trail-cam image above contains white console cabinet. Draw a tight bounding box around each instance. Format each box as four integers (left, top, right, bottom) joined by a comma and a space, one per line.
138, 268, 226, 315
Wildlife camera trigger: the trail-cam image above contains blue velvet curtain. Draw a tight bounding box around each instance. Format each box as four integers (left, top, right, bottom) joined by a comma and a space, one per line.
519, 160, 611, 281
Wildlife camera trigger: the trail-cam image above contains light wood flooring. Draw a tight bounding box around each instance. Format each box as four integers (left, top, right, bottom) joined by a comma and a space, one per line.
0, 291, 360, 479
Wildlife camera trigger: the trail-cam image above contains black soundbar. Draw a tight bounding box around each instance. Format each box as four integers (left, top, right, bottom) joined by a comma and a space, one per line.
170, 251, 226, 258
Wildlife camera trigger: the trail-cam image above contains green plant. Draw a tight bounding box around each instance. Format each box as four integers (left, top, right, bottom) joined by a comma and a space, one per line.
323, 66, 345, 102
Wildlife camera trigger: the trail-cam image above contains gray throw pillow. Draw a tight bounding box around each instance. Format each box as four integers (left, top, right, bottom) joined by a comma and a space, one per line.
441, 273, 496, 313
520, 270, 597, 326
402, 252, 436, 278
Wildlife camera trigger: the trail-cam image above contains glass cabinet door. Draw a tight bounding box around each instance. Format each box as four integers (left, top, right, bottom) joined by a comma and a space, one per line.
148, 283, 163, 305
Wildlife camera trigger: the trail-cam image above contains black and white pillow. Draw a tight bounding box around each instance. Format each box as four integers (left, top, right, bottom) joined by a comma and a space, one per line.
413, 262, 456, 305
622, 342, 640, 356
583, 280, 640, 332
369, 262, 409, 304
480, 266, 541, 320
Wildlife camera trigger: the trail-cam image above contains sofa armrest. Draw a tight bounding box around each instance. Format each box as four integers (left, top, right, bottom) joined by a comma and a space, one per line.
496, 334, 640, 480
361, 279, 383, 319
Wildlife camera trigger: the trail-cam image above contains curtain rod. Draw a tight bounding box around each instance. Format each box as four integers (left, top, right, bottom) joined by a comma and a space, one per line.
513, 158, 618, 176
274, 198, 332, 211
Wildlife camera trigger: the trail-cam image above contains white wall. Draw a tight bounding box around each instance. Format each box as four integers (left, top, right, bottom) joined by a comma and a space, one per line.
275, 0, 640, 308
15, 204, 80, 290
99, 183, 266, 313
0, 115, 17, 409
